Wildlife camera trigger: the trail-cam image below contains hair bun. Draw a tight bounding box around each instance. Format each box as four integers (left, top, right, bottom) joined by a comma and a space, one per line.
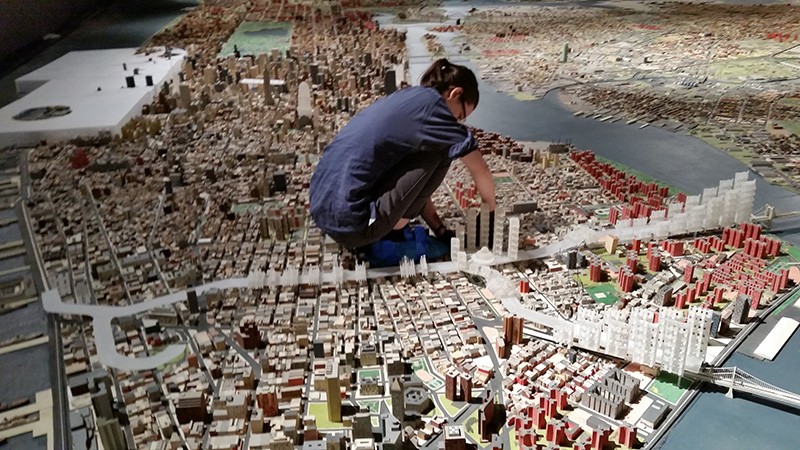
419, 58, 479, 108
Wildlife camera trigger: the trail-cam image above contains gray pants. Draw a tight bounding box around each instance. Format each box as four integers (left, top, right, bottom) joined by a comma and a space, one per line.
331, 150, 451, 249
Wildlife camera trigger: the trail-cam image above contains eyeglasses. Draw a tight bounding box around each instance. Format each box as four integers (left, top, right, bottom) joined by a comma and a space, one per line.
458, 98, 467, 123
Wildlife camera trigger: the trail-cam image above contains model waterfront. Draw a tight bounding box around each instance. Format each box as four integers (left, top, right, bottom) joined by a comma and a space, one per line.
1, 1, 800, 450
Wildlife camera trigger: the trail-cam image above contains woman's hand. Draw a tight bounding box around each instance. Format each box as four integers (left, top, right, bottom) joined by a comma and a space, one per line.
460, 150, 496, 211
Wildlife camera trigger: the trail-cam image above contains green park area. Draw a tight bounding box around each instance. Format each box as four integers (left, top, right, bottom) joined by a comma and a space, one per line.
219, 22, 292, 57
585, 205, 611, 220
777, 119, 800, 137
589, 245, 628, 264
463, 409, 483, 444
509, 430, 520, 450
771, 286, 800, 317
726, 147, 757, 168
778, 96, 800, 108
576, 274, 620, 305
308, 402, 347, 430
586, 283, 620, 305
411, 358, 444, 390
710, 58, 799, 83
647, 372, 693, 405
766, 254, 793, 272
585, 283, 619, 305
426, 404, 442, 418
157, 345, 189, 370
437, 394, 465, 416
357, 399, 381, 413
230, 202, 259, 214
783, 240, 800, 261
690, 127, 753, 166
358, 368, 381, 381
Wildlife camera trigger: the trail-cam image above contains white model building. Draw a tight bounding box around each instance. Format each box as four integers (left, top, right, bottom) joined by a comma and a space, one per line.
303, 265, 320, 285
684, 306, 714, 372
457, 251, 468, 271
493, 207, 505, 256
574, 308, 602, 351
354, 262, 367, 282
333, 257, 344, 285
507, 217, 520, 260
604, 308, 631, 358
281, 265, 300, 286
658, 308, 691, 376
399, 257, 415, 279
471, 247, 495, 266
572, 305, 713, 376
419, 255, 428, 277
450, 237, 461, 261
627, 308, 660, 368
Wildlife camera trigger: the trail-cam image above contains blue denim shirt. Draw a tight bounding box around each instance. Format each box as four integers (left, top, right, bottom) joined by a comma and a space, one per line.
310, 86, 477, 234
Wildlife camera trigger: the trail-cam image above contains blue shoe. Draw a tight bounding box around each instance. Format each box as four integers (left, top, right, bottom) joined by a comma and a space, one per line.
366, 226, 449, 268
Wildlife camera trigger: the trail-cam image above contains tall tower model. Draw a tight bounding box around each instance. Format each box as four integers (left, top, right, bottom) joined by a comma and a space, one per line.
493, 207, 505, 256
325, 359, 342, 422
390, 377, 404, 422
465, 208, 479, 252
479, 203, 491, 249
508, 217, 520, 259
97, 417, 128, 450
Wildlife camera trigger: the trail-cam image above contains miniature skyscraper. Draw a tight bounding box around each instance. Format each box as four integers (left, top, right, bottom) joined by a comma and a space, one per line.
479, 203, 491, 249
508, 217, 520, 259
384, 69, 397, 95
390, 377, 404, 422
325, 359, 342, 422
178, 83, 191, 110
493, 207, 505, 256
465, 208, 479, 252
97, 417, 128, 450
297, 80, 313, 127
352, 409, 372, 439
731, 293, 750, 325
263, 69, 274, 105
450, 237, 461, 261
187, 289, 199, 314
457, 251, 468, 271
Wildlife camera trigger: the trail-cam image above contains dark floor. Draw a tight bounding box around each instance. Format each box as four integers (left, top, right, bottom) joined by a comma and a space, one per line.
0, 0, 198, 108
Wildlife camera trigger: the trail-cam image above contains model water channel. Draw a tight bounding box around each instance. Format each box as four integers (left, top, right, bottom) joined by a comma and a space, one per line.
0, 0, 798, 449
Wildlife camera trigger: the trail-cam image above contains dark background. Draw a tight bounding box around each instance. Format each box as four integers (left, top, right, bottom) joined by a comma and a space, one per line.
0, 0, 197, 107
0, 0, 108, 64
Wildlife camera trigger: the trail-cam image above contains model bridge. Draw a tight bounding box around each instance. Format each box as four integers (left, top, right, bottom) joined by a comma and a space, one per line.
687, 366, 800, 410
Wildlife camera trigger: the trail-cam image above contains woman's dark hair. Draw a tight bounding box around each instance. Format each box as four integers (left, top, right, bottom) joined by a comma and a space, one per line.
420, 58, 479, 108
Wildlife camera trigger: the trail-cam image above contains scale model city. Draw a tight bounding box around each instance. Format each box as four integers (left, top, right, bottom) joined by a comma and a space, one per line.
1, 1, 800, 450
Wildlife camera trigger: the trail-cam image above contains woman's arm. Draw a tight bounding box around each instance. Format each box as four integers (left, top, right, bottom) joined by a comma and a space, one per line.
460, 150, 496, 210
